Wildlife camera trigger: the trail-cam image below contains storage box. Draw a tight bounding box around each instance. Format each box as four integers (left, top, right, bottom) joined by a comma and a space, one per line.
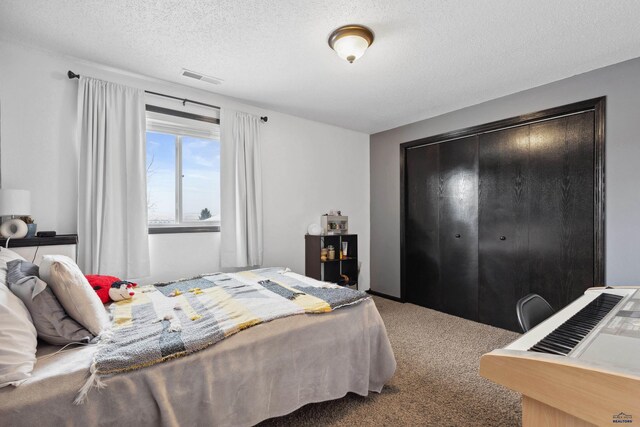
321, 215, 348, 235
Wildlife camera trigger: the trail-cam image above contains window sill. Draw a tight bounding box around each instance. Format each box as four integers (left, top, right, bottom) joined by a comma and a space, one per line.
148, 226, 220, 234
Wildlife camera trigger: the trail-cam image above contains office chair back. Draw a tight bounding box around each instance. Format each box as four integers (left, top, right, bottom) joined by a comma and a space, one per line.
516, 294, 555, 333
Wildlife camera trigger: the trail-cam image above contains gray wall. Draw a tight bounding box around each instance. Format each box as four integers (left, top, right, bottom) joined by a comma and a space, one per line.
370, 57, 640, 298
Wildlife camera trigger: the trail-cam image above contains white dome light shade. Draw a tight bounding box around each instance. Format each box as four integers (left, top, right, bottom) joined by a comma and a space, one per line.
328, 25, 374, 63
333, 35, 370, 63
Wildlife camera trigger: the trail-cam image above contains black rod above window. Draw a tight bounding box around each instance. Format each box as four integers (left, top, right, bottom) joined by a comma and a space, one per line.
146, 105, 220, 125
67, 70, 269, 122
67, 70, 220, 110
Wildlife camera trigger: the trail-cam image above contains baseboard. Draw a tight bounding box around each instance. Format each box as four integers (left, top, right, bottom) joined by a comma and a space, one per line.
366, 289, 404, 303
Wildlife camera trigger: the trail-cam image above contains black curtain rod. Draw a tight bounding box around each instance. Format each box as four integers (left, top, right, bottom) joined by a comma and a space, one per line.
67, 70, 268, 123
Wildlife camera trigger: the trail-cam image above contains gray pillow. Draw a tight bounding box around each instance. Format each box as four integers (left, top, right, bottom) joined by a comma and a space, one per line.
0, 248, 26, 286
6, 259, 39, 284
8, 274, 94, 346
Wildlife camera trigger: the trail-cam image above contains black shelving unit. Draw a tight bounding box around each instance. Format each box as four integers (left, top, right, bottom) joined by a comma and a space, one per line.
305, 234, 358, 289
0, 234, 78, 248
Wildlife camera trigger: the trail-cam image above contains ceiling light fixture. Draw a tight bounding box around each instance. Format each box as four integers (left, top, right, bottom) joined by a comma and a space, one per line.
328, 25, 374, 63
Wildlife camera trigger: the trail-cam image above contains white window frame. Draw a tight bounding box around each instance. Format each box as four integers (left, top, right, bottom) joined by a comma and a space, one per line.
146, 105, 221, 234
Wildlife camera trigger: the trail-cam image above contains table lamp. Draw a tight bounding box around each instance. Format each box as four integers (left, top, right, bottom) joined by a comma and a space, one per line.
0, 189, 31, 239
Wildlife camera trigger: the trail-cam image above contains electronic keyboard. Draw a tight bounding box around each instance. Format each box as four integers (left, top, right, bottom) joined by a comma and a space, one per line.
504, 287, 640, 372
480, 287, 640, 426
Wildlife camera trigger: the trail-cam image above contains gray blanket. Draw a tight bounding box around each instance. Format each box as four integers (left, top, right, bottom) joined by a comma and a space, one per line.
76, 268, 369, 403
0, 297, 396, 427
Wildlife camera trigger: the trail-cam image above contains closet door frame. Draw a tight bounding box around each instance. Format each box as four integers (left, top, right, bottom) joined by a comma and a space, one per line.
399, 97, 606, 302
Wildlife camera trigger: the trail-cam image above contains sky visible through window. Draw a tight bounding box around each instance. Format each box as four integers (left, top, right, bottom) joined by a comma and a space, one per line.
146, 131, 220, 225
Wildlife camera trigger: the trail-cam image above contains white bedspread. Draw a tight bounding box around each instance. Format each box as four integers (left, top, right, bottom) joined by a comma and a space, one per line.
0, 298, 396, 427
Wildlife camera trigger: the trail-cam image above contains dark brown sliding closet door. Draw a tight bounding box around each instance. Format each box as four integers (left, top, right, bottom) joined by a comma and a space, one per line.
439, 136, 479, 320
478, 112, 596, 331
478, 126, 531, 331
527, 112, 595, 312
405, 144, 441, 310
401, 98, 603, 332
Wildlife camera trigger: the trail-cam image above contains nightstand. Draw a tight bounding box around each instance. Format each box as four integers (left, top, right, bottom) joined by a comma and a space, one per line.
0, 234, 78, 264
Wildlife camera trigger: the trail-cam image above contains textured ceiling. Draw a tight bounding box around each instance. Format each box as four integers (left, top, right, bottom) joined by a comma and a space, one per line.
2, 1, 640, 134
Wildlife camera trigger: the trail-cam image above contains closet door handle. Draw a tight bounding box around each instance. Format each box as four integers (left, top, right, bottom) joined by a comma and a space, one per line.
499, 236, 506, 241
455, 234, 461, 238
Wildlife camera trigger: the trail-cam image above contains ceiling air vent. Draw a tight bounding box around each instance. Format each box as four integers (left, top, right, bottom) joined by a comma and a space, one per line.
180, 69, 223, 85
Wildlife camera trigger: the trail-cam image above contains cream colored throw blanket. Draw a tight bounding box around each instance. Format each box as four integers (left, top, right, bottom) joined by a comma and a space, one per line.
76, 268, 369, 403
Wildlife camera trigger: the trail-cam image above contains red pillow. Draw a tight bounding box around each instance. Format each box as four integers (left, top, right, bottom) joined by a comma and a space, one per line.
85, 275, 121, 304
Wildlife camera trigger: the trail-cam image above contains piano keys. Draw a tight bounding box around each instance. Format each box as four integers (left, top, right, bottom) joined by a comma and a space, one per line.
529, 293, 624, 356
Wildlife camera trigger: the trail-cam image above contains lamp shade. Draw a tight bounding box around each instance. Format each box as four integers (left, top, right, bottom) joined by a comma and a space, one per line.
333, 35, 370, 63
0, 189, 31, 216
328, 25, 374, 63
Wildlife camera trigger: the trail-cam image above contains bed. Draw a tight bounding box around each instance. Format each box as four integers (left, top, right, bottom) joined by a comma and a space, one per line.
0, 269, 396, 427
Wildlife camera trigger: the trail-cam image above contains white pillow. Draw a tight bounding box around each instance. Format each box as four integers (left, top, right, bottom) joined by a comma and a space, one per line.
0, 282, 37, 388
0, 247, 26, 286
39, 255, 109, 336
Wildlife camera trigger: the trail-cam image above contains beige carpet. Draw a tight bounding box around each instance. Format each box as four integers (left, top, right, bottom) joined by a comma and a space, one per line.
260, 296, 522, 426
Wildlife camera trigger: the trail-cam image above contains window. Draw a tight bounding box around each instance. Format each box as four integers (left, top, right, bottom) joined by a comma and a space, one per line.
146, 106, 220, 233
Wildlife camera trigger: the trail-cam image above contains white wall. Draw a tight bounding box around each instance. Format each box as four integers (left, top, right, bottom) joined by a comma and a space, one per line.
0, 40, 370, 288
370, 56, 640, 297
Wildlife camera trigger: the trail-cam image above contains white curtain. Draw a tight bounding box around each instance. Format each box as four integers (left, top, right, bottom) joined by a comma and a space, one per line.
220, 111, 263, 268
76, 76, 150, 278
